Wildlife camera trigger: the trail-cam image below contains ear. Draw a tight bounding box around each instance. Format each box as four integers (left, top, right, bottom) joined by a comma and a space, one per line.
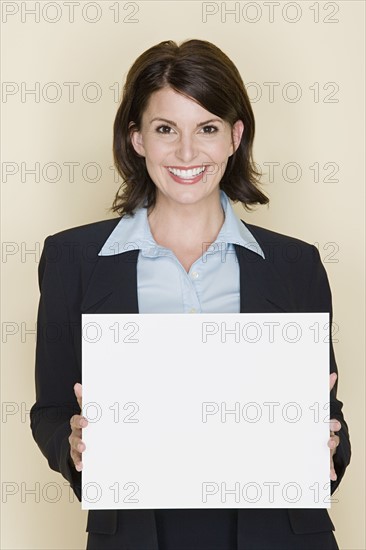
230, 120, 244, 155
129, 121, 145, 157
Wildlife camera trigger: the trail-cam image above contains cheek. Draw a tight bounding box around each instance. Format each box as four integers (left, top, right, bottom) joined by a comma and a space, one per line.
144, 136, 170, 160
205, 135, 232, 156
207, 145, 231, 168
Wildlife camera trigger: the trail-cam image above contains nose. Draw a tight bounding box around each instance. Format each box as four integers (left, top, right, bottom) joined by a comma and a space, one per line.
174, 133, 198, 163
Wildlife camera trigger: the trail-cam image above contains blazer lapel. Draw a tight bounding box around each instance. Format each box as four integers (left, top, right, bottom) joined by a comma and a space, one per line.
235, 244, 297, 314
80, 249, 140, 314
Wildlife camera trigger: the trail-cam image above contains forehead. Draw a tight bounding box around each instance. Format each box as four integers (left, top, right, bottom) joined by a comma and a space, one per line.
143, 87, 214, 119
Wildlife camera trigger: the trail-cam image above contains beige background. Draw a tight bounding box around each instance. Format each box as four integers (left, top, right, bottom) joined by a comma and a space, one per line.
1, 1, 364, 549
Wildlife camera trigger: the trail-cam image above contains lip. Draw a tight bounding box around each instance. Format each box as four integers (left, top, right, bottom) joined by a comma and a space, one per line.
165, 166, 207, 185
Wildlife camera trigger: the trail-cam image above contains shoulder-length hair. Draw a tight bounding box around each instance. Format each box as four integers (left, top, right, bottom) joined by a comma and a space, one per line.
111, 39, 268, 216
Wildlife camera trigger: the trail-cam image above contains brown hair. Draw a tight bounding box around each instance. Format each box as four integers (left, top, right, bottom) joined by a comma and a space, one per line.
111, 39, 268, 216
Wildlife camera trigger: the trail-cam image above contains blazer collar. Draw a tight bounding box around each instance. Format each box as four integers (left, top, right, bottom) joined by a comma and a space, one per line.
81, 245, 296, 315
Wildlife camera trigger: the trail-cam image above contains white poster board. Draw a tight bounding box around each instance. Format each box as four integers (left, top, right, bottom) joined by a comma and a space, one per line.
81, 313, 331, 510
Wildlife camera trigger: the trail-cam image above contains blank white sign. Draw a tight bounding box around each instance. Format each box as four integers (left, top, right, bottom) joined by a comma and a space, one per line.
81, 312, 331, 510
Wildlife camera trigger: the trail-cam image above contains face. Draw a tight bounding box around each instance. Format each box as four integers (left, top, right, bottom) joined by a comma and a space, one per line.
129, 87, 244, 209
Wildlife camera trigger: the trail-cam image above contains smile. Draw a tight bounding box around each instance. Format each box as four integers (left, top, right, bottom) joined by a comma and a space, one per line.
167, 166, 206, 179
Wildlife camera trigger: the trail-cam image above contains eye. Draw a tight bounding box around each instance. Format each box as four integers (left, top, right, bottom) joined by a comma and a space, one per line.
201, 125, 219, 134
156, 125, 174, 134
155, 124, 219, 135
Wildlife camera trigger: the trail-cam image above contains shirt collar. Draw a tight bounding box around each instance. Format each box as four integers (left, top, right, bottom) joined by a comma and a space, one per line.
98, 190, 265, 259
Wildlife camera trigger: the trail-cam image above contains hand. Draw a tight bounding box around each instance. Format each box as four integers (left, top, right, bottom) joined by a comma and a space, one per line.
69, 382, 88, 472
328, 373, 341, 481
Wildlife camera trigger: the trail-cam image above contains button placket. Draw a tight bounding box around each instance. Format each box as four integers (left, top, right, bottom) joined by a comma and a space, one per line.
183, 268, 200, 313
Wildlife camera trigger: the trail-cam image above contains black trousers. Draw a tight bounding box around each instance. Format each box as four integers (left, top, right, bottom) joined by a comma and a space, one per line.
86, 509, 339, 550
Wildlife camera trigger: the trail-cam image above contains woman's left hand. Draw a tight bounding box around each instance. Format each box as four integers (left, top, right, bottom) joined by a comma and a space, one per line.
328, 373, 341, 481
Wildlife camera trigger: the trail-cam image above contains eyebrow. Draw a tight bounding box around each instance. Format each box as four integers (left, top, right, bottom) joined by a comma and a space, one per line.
149, 117, 224, 127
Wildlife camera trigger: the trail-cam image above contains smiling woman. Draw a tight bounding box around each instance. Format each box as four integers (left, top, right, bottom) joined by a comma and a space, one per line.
112, 39, 268, 217
30, 38, 351, 550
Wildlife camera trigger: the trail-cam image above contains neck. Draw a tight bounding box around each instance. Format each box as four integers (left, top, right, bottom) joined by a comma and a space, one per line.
147, 190, 225, 251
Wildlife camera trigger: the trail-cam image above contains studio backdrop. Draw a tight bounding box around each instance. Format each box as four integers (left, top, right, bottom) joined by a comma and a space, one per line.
1, 1, 365, 549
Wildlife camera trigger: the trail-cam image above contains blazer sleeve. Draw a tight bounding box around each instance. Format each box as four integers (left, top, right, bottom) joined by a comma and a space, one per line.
30, 235, 82, 501
306, 245, 351, 495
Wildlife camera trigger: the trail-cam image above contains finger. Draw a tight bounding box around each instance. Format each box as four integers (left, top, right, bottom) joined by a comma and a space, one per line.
70, 426, 81, 441
70, 447, 83, 471
68, 426, 84, 449
76, 439, 86, 453
68, 432, 86, 470
328, 435, 340, 451
69, 436, 83, 469
330, 456, 337, 481
69, 433, 83, 453
74, 382, 83, 409
329, 373, 337, 392
70, 414, 88, 430
329, 419, 341, 432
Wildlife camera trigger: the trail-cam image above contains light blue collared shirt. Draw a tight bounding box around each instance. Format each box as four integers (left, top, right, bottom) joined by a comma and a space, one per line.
98, 190, 264, 313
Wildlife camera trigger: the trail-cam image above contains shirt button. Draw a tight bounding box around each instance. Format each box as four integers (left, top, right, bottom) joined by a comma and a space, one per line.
191, 271, 199, 279
189, 308, 197, 313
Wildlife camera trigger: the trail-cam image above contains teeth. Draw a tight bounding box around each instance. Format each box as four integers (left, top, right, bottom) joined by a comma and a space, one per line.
168, 167, 205, 178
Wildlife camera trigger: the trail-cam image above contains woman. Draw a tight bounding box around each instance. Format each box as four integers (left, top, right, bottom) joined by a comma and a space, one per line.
30, 39, 351, 550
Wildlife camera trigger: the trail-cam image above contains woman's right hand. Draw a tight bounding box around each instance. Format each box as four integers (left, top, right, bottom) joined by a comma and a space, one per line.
69, 382, 88, 472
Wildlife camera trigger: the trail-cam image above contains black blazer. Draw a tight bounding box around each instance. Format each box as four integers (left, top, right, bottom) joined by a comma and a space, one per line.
30, 217, 351, 549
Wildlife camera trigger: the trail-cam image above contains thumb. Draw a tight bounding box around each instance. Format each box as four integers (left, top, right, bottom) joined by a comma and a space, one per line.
74, 382, 82, 410
329, 372, 337, 392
